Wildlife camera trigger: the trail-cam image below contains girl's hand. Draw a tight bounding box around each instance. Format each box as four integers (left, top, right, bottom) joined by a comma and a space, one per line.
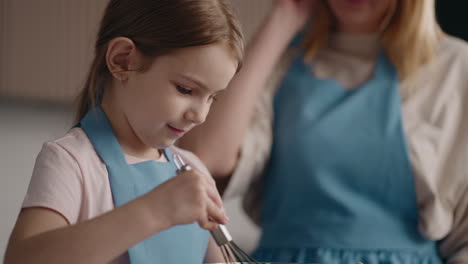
144, 168, 228, 231
272, 0, 317, 33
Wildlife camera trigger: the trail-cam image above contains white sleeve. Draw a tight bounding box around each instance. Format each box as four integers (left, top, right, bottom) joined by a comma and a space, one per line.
437, 104, 468, 262
439, 185, 468, 263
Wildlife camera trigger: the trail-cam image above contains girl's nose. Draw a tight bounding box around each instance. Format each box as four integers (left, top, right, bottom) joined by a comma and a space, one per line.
184, 103, 210, 125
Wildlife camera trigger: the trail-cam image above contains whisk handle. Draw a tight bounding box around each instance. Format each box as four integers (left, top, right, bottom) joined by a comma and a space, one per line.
210, 224, 233, 246
173, 154, 233, 246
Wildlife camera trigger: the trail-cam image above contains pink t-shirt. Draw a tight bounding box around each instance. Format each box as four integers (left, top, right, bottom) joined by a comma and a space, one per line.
22, 127, 211, 264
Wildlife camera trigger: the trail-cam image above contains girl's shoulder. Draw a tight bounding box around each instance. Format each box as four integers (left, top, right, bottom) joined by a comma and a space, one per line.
44, 127, 98, 160
39, 127, 105, 172
29, 127, 113, 225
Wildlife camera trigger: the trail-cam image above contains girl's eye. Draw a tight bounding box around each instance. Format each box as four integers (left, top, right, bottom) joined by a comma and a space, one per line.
176, 85, 192, 95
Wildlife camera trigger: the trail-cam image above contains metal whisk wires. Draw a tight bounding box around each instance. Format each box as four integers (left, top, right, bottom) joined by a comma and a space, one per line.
173, 154, 259, 264
210, 223, 259, 264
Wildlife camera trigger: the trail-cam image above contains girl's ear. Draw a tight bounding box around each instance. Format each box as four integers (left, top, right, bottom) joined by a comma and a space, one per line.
106, 37, 138, 81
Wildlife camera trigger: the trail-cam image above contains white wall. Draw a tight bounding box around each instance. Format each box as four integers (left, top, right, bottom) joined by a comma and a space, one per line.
0, 100, 260, 260
0, 101, 74, 260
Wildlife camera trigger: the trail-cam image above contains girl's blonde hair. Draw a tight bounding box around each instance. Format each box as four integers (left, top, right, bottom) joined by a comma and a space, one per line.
303, 0, 443, 81
75, 0, 244, 122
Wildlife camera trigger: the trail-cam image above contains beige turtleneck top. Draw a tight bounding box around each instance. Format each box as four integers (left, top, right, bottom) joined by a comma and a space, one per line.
223, 32, 468, 262
314, 33, 380, 89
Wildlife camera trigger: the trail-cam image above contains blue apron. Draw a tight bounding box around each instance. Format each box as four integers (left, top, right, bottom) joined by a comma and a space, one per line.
78, 107, 209, 264
252, 52, 442, 264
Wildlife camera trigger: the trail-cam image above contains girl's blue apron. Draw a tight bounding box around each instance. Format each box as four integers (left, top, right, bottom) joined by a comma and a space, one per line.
77, 107, 209, 264
252, 52, 442, 264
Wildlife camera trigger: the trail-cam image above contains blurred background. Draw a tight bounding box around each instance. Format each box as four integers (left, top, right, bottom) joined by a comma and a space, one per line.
0, 0, 467, 260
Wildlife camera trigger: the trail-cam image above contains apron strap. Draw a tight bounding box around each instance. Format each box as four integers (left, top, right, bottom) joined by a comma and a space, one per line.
79, 107, 127, 166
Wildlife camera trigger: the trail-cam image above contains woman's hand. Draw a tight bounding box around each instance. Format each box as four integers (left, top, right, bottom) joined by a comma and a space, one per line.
272, 0, 317, 33
144, 168, 228, 231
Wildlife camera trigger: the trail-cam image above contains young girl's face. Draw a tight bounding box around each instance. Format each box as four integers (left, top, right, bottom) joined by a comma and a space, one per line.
327, 0, 395, 33
117, 43, 237, 149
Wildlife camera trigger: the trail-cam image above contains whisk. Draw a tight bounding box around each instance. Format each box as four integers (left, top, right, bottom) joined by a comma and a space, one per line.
173, 154, 259, 264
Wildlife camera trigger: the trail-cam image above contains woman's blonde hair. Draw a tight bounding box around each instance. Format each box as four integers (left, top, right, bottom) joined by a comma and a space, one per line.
74, 0, 244, 122
303, 0, 443, 81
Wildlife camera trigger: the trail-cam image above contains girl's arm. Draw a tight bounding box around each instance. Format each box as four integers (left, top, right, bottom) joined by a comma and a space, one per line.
4, 168, 228, 264
4, 195, 163, 264
179, 0, 315, 179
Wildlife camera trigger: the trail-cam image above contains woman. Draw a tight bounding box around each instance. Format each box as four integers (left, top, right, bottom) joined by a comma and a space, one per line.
180, 0, 468, 263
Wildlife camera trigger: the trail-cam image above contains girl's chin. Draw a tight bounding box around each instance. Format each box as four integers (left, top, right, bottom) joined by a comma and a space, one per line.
152, 138, 177, 150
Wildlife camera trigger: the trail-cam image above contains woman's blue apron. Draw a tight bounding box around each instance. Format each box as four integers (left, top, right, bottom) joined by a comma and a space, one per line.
78, 107, 209, 264
252, 52, 442, 264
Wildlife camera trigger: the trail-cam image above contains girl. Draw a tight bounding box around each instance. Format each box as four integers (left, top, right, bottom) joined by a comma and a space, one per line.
4, 0, 244, 264
180, 0, 468, 263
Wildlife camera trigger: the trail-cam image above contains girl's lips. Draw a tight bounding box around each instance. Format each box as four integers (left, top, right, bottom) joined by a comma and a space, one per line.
167, 125, 186, 137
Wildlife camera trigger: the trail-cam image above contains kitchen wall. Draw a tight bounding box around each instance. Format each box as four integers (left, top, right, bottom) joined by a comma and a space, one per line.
0, 0, 272, 102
